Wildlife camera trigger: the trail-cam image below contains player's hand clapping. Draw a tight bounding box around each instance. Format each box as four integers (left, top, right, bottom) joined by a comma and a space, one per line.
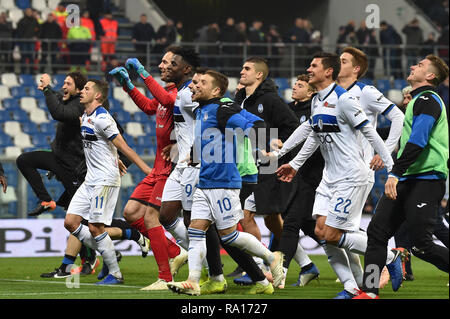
109, 67, 134, 91
276, 163, 297, 182
37, 74, 51, 91
125, 58, 150, 78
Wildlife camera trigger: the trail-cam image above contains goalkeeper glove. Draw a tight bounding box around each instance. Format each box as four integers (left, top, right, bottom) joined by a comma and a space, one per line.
125, 58, 150, 79
109, 67, 135, 91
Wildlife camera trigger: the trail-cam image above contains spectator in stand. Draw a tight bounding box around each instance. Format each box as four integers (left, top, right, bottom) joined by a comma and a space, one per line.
132, 14, 156, 66
99, 11, 118, 67
421, 32, 437, 57
436, 75, 449, 108
247, 19, 266, 56
175, 20, 184, 42
379, 21, 403, 78
16, 8, 40, 74
429, 0, 449, 28
39, 13, 63, 73
81, 11, 96, 41
236, 21, 248, 44
437, 25, 449, 65
356, 21, 379, 78
86, 0, 104, 40
402, 18, 424, 69
266, 25, 284, 77
154, 19, 177, 53
220, 17, 241, 76
53, 3, 68, 38
67, 24, 92, 73
0, 12, 14, 72
205, 22, 220, 68
287, 18, 310, 72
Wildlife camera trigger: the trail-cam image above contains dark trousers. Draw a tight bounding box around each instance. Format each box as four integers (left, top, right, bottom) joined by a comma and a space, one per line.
362, 179, 449, 295
16, 150, 78, 204
280, 174, 321, 268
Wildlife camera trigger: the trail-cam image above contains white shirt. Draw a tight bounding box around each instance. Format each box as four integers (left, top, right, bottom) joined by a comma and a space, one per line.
81, 106, 121, 186
347, 81, 404, 182
173, 80, 199, 168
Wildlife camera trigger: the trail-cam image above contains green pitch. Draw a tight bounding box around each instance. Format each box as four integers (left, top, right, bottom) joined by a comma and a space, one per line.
0, 254, 448, 299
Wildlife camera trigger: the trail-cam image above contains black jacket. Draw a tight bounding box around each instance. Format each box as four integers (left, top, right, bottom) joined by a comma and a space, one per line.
235, 78, 299, 149
288, 100, 324, 185
43, 88, 85, 170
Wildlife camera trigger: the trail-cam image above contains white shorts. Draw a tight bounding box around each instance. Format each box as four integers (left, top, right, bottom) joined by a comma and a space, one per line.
66, 183, 119, 226
243, 192, 256, 212
180, 166, 200, 211
312, 181, 370, 231
161, 166, 184, 203
191, 188, 244, 230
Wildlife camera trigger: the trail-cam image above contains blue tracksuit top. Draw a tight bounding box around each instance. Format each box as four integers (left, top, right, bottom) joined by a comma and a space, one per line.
193, 97, 265, 189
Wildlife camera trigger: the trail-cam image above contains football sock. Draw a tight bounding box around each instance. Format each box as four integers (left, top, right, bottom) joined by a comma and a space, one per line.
146, 225, 172, 282
95, 232, 121, 278
205, 226, 223, 276
293, 242, 312, 268
323, 243, 359, 293
345, 249, 364, 287
130, 217, 147, 236
72, 224, 97, 249
187, 227, 207, 283
221, 231, 274, 265
61, 254, 76, 272
122, 228, 141, 242
165, 217, 189, 251
337, 230, 367, 255
166, 238, 181, 259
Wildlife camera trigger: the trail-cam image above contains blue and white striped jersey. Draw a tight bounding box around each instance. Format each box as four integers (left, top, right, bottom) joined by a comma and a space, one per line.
81, 106, 121, 186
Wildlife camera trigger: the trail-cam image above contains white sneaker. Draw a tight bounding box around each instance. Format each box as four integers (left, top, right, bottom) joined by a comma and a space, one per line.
167, 280, 201, 296
269, 251, 285, 288
169, 247, 188, 277
140, 278, 169, 291
138, 234, 150, 258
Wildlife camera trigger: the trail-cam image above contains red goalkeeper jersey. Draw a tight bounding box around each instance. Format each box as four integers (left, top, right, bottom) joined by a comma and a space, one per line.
127, 77, 177, 177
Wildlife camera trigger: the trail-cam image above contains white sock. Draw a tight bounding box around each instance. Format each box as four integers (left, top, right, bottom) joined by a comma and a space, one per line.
187, 227, 206, 283
338, 230, 367, 255
165, 218, 189, 251
323, 243, 358, 293
293, 242, 312, 268
221, 230, 274, 265
385, 248, 396, 264
345, 249, 363, 288
71, 224, 97, 249
210, 274, 225, 282
95, 232, 121, 277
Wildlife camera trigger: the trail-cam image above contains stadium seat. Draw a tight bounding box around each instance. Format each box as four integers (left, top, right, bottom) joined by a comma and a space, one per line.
274, 78, 289, 90
359, 78, 374, 86
113, 110, 132, 123
0, 132, 13, 147
21, 121, 39, 134
113, 87, 129, 102
133, 112, 150, 123
3, 121, 22, 136
142, 122, 156, 135
16, 0, 31, 9
32, 134, 52, 148
19, 74, 34, 86
8, 8, 24, 28
0, 0, 15, 10
1, 97, 19, 109
20, 97, 39, 112
31, 0, 47, 11
125, 122, 145, 138
0, 85, 11, 99
10, 86, 28, 98
11, 109, 29, 122
283, 88, 293, 102
0, 73, 19, 88
0, 110, 10, 121
386, 89, 403, 106
0, 186, 18, 207
228, 77, 239, 93
48, 0, 60, 10
121, 173, 134, 188
29, 108, 49, 124
122, 99, 141, 114
14, 132, 34, 149
393, 79, 408, 90
376, 79, 391, 93
3, 146, 22, 158
39, 122, 56, 134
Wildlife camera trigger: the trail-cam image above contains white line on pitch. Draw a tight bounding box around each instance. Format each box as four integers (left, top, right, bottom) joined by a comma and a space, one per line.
0, 278, 143, 289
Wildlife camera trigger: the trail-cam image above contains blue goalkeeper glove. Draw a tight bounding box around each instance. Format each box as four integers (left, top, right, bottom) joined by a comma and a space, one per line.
125, 58, 150, 79
109, 67, 134, 91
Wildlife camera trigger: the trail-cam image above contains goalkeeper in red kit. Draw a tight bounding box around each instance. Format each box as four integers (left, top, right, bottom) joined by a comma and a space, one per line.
109, 47, 188, 291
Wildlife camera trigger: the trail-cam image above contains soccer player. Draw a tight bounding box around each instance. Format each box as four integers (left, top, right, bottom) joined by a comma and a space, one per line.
109, 47, 188, 290
336, 46, 405, 287
64, 79, 152, 285
167, 69, 284, 296
355, 55, 449, 299
276, 52, 403, 299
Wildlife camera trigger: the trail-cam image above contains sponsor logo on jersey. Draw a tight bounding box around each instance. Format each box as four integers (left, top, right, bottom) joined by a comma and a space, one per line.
324, 101, 335, 108
257, 104, 264, 113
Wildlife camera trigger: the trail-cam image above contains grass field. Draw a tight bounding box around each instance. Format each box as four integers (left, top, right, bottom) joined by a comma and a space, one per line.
0, 254, 448, 300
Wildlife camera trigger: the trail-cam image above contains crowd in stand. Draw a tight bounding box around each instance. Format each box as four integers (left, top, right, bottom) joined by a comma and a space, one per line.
0, 1, 449, 78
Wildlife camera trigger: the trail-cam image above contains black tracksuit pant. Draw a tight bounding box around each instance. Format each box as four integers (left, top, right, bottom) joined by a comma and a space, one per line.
362, 179, 449, 295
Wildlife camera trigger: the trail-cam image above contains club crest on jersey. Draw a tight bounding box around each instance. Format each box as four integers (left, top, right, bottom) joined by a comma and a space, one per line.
324, 101, 335, 108
203, 111, 208, 121
318, 119, 324, 130
257, 104, 264, 113
300, 115, 306, 123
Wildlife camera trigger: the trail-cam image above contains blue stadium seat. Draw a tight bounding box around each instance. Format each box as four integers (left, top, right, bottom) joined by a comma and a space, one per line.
0, 110, 11, 121
122, 133, 136, 147
377, 114, 391, 128
53, 74, 66, 86
39, 122, 56, 134
359, 78, 374, 86
0, 133, 14, 147
10, 86, 28, 97
376, 79, 391, 93
274, 78, 290, 90
134, 112, 151, 123
113, 110, 132, 123
142, 122, 156, 135
22, 122, 40, 136
393, 79, 408, 90
19, 74, 34, 86
2, 98, 19, 109
11, 109, 29, 122
32, 134, 52, 147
